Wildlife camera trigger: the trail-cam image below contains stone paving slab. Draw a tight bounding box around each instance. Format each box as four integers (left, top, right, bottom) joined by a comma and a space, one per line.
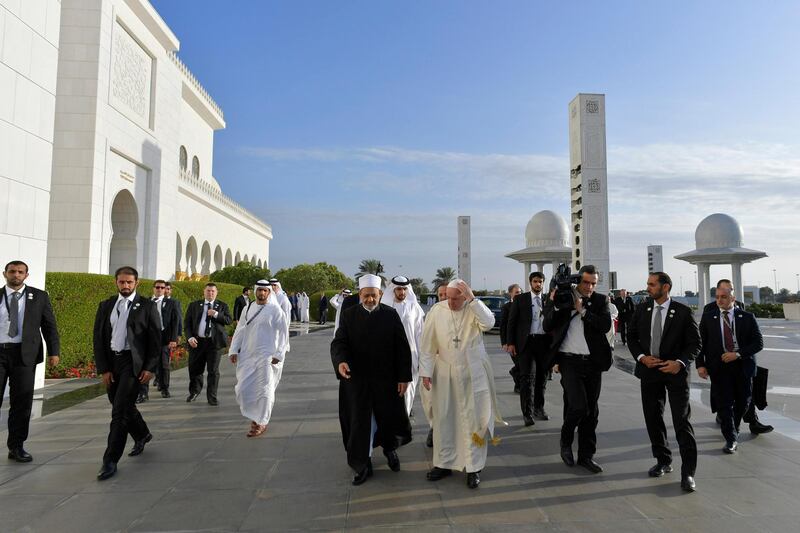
2, 328, 800, 531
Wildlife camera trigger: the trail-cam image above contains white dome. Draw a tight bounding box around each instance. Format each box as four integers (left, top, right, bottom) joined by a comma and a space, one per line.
525, 210, 569, 248
695, 213, 743, 249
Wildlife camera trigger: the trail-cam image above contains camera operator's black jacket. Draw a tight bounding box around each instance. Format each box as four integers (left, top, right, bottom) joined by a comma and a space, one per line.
542, 292, 612, 372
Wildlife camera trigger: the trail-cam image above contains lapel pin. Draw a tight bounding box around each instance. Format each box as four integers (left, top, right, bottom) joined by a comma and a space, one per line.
27, 293, 34, 300
646, 307, 652, 311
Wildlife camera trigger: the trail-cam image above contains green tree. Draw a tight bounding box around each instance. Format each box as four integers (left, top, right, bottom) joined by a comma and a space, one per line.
356, 258, 385, 279
759, 286, 774, 303
209, 262, 271, 288
409, 277, 428, 298
275, 262, 354, 295
432, 266, 456, 288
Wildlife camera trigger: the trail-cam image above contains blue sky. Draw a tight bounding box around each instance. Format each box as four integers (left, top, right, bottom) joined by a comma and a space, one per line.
152, 0, 800, 293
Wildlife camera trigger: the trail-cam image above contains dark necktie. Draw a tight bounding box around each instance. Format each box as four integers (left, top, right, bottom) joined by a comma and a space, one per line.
8, 292, 21, 337
722, 311, 735, 352
204, 302, 213, 337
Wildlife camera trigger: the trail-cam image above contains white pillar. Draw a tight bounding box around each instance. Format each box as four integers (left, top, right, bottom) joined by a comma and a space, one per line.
731, 263, 743, 302
697, 264, 710, 309
524, 263, 531, 285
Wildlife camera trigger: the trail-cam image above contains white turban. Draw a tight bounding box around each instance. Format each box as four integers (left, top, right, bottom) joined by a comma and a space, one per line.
358, 274, 382, 290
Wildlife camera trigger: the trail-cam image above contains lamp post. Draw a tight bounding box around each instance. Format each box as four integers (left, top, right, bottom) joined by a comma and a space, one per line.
773, 269, 778, 297
796, 273, 799, 295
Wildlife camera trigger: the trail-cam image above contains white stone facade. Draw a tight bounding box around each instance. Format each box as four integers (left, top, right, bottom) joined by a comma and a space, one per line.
47, 0, 271, 280
0, 0, 62, 391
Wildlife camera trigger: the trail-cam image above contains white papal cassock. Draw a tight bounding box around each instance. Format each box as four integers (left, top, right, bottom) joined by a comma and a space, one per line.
230, 299, 289, 425
420, 298, 505, 473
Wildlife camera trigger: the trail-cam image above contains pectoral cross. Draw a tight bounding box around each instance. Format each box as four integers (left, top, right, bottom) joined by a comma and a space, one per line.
452, 336, 461, 348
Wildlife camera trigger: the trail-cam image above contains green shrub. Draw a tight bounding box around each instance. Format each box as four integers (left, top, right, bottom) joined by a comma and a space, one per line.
307, 290, 343, 323
749, 303, 785, 319
44, 272, 242, 377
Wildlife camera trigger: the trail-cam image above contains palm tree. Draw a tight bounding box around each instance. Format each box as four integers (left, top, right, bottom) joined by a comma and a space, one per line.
356, 258, 385, 279
432, 266, 456, 288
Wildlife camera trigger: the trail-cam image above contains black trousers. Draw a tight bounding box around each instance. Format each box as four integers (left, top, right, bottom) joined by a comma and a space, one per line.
640, 371, 696, 475
104, 351, 150, 464
140, 345, 171, 398
618, 316, 629, 344
712, 361, 752, 442
0, 344, 35, 450
188, 338, 222, 401
518, 334, 549, 417
559, 356, 602, 459
319, 308, 327, 324
508, 352, 520, 389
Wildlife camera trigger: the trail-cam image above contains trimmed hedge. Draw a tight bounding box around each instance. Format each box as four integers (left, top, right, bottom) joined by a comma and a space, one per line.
307, 290, 344, 323
748, 303, 785, 319
44, 272, 242, 377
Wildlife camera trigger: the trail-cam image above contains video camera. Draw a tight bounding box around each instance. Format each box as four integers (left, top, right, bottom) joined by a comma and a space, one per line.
550, 263, 581, 310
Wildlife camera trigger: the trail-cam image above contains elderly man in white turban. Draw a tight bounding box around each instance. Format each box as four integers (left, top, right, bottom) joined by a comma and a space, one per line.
331, 274, 413, 486
420, 279, 505, 489
381, 276, 425, 415
229, 280, 289, 437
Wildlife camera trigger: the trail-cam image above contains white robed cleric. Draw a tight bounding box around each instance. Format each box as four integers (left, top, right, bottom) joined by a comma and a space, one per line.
420, 283, 505, 473
229, 290, 289, 427
381, 277, 424, 414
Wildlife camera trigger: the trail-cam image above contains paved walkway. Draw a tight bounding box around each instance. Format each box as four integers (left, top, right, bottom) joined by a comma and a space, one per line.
3, 328, 800, 532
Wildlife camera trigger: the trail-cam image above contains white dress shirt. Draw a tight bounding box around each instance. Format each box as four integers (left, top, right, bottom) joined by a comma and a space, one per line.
529, 292, 545, 335
0, 285, 27, 344
197, 300, 216, 338
718, 307, 739, 353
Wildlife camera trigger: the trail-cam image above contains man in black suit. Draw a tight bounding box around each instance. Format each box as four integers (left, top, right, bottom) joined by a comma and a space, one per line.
543, 265, 611, 474
508, 273, 552, 425
1, 261, 61, 463
697, 284, 763, 453
703, 279, 772, 434
233, 287, 250, 322
628, 272, 700, 492
185, 282, 232, 405
613, 289, 635, 345
149, 280, 180, 399
164, 282, 183, 334
319, 293, 329, 324
93, 266, 161, 480
499, 283, 522, 394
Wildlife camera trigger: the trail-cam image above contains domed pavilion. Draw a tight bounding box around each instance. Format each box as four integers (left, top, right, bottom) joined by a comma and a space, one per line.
675, 213, 767, 308
505, 210, 572, 283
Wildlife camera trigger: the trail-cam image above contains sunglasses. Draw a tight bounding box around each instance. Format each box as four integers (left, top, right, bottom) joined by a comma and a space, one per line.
154, 286, 166, 289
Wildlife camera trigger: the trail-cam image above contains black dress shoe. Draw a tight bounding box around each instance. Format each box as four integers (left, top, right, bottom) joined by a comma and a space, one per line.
467, 472, 480, 489
161, 390, 171, 398
208, 398, 219, 406
560, 446, 575, 467
426, 467, 452, 481
681, 475, 696, 492
577, 457, 603, 474
186, 393, 199, 402
750, 421, 774, 434
128, 433, 153, 457
385, 450, 400, 472
715, 413, 722, 425
352, 459, 373, 485
523, 416, 535, 427
135, 394, 147, 404
97, 462, 117, 481
7, 448, 33, 463
648, 463, 673, 477
533, 408, 550, 421
513, 385, 520, 394
723, 440, 738, 454
426, 428, 434, 448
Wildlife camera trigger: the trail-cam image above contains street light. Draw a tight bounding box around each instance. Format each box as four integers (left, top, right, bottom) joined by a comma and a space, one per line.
773, 269, 778, 296
796, 273, 799, 295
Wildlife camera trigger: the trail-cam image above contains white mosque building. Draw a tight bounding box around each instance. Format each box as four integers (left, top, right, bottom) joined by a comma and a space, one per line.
1, 0, 272, 287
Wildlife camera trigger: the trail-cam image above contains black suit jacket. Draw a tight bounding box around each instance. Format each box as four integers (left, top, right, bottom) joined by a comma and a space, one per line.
507, 292, 550, 351
93, 293, 161, 376
628, 298, 700, 381
153, 297, 180, 346
543, 291, 612, 372
1, 286, 60, 366
170, 297, 183, 338
184, 299, 232, 350
613, 296, 635, 318
697, 307, 762, 378
233, 295, 249, 321
499, 301, 512, 345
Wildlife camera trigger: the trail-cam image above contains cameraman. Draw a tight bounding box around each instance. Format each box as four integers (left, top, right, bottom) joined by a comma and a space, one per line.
543, 264, 611, 474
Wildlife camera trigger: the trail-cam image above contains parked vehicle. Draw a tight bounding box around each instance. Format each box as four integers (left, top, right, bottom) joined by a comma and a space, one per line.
477, 296, 509, 331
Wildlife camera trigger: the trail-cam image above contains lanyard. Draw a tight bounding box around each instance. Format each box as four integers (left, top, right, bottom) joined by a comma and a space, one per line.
244, 302, 266, 326
0, 287, 25, 316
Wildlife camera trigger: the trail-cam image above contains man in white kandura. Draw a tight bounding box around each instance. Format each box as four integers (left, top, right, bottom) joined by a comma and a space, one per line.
269, 278, 292, 321
299, 292, 310, 323
381, 276, 425, 415
330, 288, 352, 335
229, 280, 289, 437
420, 279, 505, 489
